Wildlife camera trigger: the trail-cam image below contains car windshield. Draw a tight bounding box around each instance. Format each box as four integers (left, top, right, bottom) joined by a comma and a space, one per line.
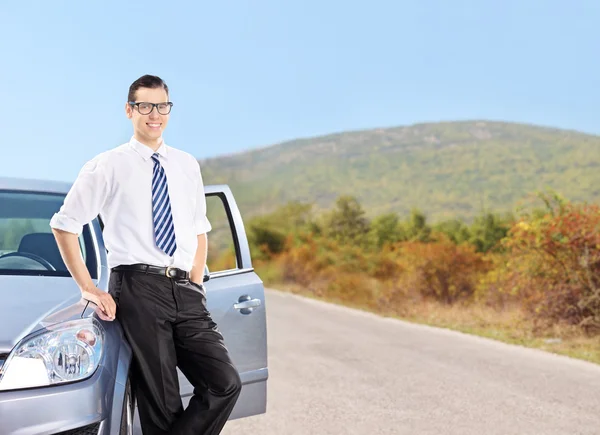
0, 190, 97, 277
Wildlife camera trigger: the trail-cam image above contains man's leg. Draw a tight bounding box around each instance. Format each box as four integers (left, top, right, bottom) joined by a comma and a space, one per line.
109, 270, 184, 435
169, 279, 242, 435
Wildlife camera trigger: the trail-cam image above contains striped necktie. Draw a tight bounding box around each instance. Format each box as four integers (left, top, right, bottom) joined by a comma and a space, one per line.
151, 153, 177, 256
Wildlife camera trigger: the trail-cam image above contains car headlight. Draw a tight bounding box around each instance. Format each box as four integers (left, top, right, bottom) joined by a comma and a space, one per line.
0, 318, 104, 391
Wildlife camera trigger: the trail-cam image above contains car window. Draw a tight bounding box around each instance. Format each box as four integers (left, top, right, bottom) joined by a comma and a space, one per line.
0, 190, 96, 277
206, 194, 238, 272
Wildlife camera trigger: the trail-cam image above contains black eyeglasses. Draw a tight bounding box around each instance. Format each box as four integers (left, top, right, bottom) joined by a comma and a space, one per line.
128, 101, 173, 115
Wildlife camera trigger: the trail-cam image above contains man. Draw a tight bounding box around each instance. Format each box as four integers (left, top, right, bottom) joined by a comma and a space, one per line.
50, 74, 242, 434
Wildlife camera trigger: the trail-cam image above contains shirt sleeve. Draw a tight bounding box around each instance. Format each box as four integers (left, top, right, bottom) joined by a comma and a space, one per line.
194, 161, 212, 235
49, 156, 111, 235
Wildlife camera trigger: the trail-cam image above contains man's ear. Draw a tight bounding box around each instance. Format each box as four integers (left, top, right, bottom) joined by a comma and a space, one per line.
125, 102, 133, 119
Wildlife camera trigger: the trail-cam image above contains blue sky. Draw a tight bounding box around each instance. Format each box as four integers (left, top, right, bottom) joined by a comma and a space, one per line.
1, 0, 599, 182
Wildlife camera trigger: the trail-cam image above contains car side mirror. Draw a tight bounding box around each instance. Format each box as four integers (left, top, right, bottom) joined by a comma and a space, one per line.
203, 264, 210, 282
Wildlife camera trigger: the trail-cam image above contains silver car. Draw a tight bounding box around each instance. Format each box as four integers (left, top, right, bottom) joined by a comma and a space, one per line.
0, 177, 268, 435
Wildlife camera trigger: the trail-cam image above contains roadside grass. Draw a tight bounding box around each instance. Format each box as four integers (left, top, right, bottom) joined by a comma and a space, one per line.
255, 261, 600, 365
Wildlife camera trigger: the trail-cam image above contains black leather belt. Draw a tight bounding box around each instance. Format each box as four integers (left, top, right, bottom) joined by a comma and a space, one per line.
112, 263, 190, 280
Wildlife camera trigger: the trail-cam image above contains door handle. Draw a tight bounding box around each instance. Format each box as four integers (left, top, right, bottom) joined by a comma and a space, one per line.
234, 295, 262, 314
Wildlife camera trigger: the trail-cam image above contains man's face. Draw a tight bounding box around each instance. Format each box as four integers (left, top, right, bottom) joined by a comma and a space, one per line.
125, 86, 170, 144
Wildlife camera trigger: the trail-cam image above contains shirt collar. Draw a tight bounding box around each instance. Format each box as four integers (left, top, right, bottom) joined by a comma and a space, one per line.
129, 136, 168, 161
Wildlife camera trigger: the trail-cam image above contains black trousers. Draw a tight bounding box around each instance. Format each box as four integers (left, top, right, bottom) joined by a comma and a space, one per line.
108, 269, 242, 435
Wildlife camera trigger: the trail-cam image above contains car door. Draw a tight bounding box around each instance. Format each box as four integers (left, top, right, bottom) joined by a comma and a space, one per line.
176, 184, 268, 420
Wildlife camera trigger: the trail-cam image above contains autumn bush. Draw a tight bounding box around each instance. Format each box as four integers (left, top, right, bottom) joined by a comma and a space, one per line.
265, 230, 491, 312
498, 201, 600, 332
239, 193, 600, 336
274, 233, 382, 308
387, 234, 492, 306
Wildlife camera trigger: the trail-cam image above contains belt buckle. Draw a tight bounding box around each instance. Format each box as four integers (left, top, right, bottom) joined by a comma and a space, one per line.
165, 266, 176, 278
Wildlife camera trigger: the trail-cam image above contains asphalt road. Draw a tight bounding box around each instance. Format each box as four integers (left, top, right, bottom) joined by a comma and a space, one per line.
221, 288, 600, 435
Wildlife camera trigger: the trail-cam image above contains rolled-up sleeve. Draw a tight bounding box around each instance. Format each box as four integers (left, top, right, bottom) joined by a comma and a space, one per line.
194, 161, 212, 235
49, 156, 111, 235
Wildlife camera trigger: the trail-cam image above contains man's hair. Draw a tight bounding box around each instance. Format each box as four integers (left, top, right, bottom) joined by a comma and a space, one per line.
127, 74, 169, 102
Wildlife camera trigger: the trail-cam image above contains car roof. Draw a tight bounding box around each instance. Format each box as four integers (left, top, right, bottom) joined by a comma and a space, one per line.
0, 176, 72, 195
0, 176, 224, 195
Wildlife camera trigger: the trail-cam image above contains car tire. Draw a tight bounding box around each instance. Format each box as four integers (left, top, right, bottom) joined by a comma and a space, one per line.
120, 376, 135, 435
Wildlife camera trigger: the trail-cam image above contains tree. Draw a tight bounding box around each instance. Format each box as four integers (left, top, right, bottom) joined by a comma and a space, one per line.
323, 195, 370, 245
433, 219, 471, 245
403, 208, 431, 242
247, 218, 286, 259
469, 212, 511, 252
369, 213, 405, 248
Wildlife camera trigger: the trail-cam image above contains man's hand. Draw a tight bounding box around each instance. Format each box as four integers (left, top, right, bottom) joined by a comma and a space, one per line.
81, 286, 116, 321
51, 228, 117, 321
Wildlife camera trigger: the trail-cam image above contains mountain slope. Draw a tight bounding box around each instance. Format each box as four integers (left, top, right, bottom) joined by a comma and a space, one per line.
199, 121, 600, 222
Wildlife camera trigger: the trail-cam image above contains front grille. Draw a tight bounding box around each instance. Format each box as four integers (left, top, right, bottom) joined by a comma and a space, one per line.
55, 423, 100, 434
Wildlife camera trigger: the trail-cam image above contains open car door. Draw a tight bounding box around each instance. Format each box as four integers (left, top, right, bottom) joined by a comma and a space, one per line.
177, 184, 268, 420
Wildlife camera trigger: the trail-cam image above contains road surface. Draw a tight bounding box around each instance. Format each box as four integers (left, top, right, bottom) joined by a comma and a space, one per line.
222, 288, 600, 435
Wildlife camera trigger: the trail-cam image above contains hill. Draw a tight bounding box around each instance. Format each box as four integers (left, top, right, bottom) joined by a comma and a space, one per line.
199, 120, 600, 223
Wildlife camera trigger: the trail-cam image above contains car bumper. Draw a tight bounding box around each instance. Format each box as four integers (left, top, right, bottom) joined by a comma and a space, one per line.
0, 365, 117, 435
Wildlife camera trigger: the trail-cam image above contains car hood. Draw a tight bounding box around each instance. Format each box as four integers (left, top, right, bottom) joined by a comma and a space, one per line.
0, 275, 90, 353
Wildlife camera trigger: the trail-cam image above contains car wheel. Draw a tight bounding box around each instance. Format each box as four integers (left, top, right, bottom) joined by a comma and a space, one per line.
120, 376, 135, 435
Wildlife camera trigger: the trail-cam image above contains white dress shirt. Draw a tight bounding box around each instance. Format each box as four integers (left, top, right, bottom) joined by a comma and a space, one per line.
50, 137, 212, 271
